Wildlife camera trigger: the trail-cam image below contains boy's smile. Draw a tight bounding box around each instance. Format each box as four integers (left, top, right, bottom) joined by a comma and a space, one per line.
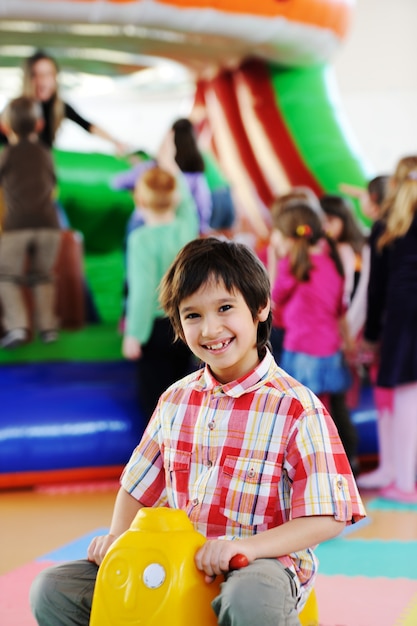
179, 278, 269, 384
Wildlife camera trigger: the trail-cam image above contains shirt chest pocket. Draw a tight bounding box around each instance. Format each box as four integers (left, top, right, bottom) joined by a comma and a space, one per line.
220, 456, 281, 527
164, 449, 191, 508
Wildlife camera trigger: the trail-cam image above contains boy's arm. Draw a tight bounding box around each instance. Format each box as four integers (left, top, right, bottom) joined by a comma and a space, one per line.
87, 486, 143, 566
196, 515, 345, 581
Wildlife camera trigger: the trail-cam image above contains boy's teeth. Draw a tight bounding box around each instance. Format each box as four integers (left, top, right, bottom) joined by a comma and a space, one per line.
208, 341, 228, 350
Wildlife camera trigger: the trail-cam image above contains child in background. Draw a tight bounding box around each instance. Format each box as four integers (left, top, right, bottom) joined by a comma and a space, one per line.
341, 175, 394, 489
319, 194, 366, 473
319, 194, 365, 308
271, 203, 358, 471
112, 158, 198, 330
30, 237, 365, 626
158, 117, 213, 234
360, 158, 417, 501
338, 176, 393, 487
122, 166, 198, 420
0, 96, 61, 348
265, 186, 323, 364
342, 176, 390, 340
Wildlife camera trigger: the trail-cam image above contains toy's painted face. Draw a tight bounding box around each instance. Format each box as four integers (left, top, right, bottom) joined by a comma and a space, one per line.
94, 549, 170, 623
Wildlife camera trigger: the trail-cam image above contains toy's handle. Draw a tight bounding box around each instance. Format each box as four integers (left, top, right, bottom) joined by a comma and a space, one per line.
229, 554, 249, 570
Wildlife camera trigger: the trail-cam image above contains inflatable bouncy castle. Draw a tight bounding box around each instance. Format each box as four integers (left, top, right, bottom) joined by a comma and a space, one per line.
0, 0, 377, 488
0, 0, 372, 234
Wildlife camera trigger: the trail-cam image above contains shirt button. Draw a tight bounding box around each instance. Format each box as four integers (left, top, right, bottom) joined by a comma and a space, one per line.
192, 498, 199, 506
247, 468, 256, 479
208, 421, 215, 430
337, 479, 343, 489
207, 460, 213, 468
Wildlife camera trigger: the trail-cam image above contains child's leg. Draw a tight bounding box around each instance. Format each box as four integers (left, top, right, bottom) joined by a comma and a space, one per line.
30, 560, 97, 626
356, 406, 393, 489
0, 231, 30, 331
212, 558, 300, 626
391, 382, 417, 494
30, 229, 61, 332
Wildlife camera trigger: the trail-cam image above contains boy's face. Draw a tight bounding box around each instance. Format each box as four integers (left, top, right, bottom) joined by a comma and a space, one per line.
179, 278, 269, 384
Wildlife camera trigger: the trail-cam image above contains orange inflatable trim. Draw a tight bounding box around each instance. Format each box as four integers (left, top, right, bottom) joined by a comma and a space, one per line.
52, 0, 352, 38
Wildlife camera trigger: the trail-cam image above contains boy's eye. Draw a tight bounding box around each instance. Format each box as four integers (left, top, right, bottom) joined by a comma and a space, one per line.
219, 304, 232, 312
183, 312, 199, 320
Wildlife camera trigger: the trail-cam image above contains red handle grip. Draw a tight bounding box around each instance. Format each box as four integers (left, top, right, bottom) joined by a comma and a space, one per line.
229, 554, 249, 570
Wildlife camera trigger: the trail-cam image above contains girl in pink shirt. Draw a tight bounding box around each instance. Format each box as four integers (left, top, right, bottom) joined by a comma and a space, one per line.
271, 203, 357, 463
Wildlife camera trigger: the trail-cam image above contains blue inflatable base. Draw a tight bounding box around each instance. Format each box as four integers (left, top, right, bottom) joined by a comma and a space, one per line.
0, 361, 145, 474
351, 384, 378, 457
0, 361, 379, 481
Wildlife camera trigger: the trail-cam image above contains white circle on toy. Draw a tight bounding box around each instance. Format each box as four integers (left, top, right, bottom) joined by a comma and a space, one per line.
143, 563, 166, 589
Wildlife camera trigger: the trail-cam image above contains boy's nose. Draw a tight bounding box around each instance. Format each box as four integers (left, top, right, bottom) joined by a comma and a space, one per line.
201, 315, 221, 338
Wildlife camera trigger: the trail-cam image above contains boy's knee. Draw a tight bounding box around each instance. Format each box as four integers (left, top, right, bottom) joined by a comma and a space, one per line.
29, 567, 56, 618
212, 559, 299, 626
29, 560, 98, 626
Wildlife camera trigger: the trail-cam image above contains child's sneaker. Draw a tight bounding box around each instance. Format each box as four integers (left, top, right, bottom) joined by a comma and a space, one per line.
40, 329, 59, 344
0, 328, 28, 349
380, 484, 417, 504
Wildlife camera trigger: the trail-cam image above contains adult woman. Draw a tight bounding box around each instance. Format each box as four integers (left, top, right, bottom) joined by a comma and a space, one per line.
1, 50, 127, 154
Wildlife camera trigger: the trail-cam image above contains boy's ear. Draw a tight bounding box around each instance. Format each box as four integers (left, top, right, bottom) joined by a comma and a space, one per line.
258, 299, 270, 322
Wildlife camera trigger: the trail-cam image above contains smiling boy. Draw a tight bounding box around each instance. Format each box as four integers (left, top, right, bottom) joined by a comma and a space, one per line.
31, 237, 365, 626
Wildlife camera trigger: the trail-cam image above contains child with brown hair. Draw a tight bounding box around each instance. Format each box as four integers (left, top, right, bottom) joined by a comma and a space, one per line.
360, 158, 417, 501
270, 202, 358, 472
30, 237, 365, 626
122, 166, 199, 419
0, 95, 61, 348
265, 186, 323, 364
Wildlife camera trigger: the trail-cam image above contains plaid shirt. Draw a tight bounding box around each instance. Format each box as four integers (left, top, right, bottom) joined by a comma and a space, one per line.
121, 350, 366, 593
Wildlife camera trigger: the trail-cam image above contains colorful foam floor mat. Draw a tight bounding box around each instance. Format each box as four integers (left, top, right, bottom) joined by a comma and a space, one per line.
1, 496, 417, 626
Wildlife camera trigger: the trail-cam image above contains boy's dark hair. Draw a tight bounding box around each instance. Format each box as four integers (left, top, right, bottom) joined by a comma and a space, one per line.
7, 96, 41, 138
159, 237, 272, 357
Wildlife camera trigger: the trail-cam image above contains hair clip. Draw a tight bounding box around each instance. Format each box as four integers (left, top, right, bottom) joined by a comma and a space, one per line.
295, 224, 312, 238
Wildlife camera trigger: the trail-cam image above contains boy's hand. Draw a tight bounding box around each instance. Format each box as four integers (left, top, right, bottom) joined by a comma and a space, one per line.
87, 533, 118, 566
195, 540, 252, 583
